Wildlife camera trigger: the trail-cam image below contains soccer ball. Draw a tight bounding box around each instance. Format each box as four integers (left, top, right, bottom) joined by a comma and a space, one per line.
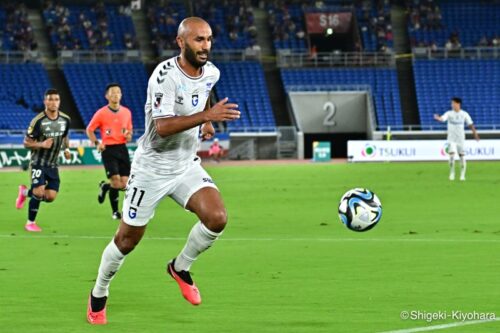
338, 188, 382, 232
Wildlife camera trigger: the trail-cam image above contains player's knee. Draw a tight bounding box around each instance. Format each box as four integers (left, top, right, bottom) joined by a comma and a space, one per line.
44, 196, 55, 203
205, 208, 227, 232
32, 188, 44, 198
110, 179, 121, 189
114, 234, 139, 255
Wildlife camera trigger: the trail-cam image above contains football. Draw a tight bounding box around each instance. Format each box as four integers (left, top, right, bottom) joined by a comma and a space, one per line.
338, 188, 382, 232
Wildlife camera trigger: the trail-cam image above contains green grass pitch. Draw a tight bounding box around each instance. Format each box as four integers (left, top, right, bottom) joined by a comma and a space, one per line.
0, 162, 499, 333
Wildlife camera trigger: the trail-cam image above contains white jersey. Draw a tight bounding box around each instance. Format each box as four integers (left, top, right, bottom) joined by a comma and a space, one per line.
440, 110, 473, 143
134, 56, 220, 175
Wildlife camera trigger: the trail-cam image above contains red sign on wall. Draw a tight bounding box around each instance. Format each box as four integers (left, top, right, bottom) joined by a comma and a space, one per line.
305, 12, 353, 34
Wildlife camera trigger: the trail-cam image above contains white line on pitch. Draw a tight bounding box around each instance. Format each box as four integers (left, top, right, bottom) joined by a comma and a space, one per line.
0, 234, 499, 243
378, 317, 500, 333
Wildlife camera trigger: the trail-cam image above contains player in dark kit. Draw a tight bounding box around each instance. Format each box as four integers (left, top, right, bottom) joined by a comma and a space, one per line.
15, 89, 71, 232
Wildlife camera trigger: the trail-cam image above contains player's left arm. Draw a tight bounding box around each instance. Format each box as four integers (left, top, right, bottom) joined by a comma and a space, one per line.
200, 96, 215, 141
469, 124, 480, 141
63, 117, 71, 160
466, 114, 479, 141
124, 110, 133, 142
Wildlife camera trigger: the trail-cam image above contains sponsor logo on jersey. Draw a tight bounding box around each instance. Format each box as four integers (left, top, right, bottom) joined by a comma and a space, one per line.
154, 92, 163, 108
175, 95, 184, 105
105, 129, 111, 135
45, 131, 64, 137
192, 94, 199, 106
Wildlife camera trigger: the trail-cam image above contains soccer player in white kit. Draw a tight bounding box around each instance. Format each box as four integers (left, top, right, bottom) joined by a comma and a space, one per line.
434, 97, 479, 181
86, 17, 241, 325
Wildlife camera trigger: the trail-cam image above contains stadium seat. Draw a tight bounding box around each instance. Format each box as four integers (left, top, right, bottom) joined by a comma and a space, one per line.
215, 61, 276, 131
413, 59, 500, 128
63, 63, 148, 128
43, 4, 136, 51
408, 1, 500, 47
280, 68, 403, 128
0, 64, 51, 130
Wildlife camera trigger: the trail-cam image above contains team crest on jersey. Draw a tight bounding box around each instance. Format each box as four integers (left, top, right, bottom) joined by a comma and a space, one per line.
105, 129, 111, 135
154, 93, 163, 108
192, 94, 199, 106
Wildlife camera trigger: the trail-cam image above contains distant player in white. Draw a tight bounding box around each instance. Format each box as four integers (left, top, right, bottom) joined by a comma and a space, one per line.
434, 97, 479, 181
87, 17, 241, 325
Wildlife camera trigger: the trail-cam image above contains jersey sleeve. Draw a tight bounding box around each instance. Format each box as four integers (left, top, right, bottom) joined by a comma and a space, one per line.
27, 117, 42, 139
63, 116, 71, 137
440, 111, 449, 122
151, 75, 176, 119
464, 113, 473, 126
87, 110, 102, 132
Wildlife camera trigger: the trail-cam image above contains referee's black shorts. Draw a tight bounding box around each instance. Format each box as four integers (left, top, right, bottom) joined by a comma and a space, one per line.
101, 144, 131, 178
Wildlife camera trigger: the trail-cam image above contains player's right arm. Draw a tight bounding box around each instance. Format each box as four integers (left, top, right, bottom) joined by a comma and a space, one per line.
23, 118, 53, 149
151, 75, 240, 138
155, 98, 240, 138
86, 110, 105, 152
24, 137, 53, 149
434, 112, 448, 122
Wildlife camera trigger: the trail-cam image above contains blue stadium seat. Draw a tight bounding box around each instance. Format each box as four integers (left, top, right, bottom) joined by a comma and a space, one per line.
63, 63, 147, 128
43, 5, 136, 50
0, 64, 51, 130
215, 62, 276, 131
280, 67, 403, 127
414, 59, 500, 128
408, 1, 500, 47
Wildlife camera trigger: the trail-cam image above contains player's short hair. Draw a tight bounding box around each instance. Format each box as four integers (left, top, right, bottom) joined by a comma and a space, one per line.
451, 97, 462, 105
105, 82, 121, 94
44, 88, 59, 98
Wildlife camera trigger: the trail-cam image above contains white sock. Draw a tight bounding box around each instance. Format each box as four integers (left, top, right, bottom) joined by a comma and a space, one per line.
449, 156, 455, 175
174, 221, 221, 272
92, 240, 126, 298
460, 156, 466, 177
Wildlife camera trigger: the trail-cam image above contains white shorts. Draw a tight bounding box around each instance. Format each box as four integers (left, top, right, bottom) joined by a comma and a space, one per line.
448, 142, 465, 155
122, 159, 218, 227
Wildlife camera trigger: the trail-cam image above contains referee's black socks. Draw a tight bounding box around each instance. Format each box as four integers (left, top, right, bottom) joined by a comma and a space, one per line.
109, 187, 119, 213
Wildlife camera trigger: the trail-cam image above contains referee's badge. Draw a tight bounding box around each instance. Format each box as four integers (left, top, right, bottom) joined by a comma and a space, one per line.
154, 93, 163, 108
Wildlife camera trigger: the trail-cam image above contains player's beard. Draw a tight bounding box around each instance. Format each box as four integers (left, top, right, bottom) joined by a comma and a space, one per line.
184, 42, 209, 69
